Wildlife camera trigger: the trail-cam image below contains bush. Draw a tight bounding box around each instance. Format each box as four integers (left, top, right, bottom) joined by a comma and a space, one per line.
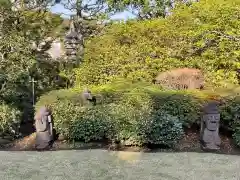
152, 91, 206, 127
220, 96, 240, 146
51, 102, 115, 142
74, 0, 239, 88
0, 102, 21, 137
36, 81, 207, 146
142, 110, 184, 147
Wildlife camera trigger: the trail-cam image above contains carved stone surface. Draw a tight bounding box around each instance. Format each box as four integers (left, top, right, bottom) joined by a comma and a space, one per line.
34, 106, 53, 150
200, 101, 221, 150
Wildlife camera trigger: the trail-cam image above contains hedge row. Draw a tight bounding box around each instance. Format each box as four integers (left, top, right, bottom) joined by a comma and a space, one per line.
35, 81, 193, 146
36, 81, 240, 147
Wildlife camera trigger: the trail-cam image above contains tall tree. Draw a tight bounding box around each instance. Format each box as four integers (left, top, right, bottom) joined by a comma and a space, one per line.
0, 0, 67, 122
107, 0, 199, 19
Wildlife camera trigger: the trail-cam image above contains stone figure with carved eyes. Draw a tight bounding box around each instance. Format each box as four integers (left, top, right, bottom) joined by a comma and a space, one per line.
200, 101, 221, 150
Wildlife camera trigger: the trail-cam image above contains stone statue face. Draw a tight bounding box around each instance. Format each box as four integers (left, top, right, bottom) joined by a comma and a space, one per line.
35, 106, 50, 121
204, 114, 220, 131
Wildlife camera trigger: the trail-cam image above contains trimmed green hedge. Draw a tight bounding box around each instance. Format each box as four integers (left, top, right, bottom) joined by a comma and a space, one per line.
0, 102, 21, 137
36, 81, 190, 147
36, 80, 240, 147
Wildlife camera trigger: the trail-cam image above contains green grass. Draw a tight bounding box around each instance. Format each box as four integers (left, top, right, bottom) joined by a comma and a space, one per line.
0, 150, 240, 180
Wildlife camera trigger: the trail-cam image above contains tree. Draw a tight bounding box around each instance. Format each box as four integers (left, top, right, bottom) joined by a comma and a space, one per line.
107, 0, 200, 19
0, 0, 68, 122
107, 0, 172, 19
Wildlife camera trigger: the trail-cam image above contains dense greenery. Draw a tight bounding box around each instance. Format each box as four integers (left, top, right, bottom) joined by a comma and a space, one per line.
34, 0, 240, 148
220, 96, 240, 146
36, 81, 240, 147
0, 102, 21, 137
75, 0, 240, 88
1, 0, 240, 149
0, 1, 73, 136
37, 81, 209, 146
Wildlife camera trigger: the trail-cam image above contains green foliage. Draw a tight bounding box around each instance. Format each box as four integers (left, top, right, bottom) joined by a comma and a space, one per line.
220, 96, 240, 131
0, 3, 70, 122
36, 81, 200, 146
0, 102, 21, 137
152, 91, 206, 127
75, 0, 240, 88
220, 96, 240, 146
107, 0, 173, 19
142, 111, 184, 147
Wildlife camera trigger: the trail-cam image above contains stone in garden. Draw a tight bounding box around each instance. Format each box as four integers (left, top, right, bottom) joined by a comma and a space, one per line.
200, 101, 221, 150
34, 106, 54, 150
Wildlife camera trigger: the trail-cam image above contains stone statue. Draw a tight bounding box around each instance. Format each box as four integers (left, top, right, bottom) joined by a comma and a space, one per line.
200, 101, 221, 150
34, 106, 53, 150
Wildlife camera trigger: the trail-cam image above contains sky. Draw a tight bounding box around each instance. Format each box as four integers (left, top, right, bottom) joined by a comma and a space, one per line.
50, 4, 136, 20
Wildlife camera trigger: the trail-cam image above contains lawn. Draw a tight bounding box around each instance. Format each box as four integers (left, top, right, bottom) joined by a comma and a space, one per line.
0, 150, 239, 180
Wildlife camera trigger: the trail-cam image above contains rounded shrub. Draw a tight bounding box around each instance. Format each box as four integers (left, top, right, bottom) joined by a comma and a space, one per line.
141, 110, 184, 147
0, 102, 21, 137
53, 102, 115, 142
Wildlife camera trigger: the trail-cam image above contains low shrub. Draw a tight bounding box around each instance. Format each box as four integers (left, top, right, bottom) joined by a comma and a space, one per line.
139, 110, 184, 147
151, 91, 206, 128
51, 101, 115, 142
0, 102, 21, 137
220, 96, 240, 146
220, 96, 240, 131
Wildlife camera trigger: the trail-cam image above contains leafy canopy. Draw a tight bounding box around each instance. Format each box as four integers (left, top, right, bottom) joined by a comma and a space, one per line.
75, 0, 240, 88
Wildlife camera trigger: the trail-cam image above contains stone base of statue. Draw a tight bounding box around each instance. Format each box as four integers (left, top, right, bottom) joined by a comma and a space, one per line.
201, 128, 221, 150
35, 131, 53, 150
200, 101, 221, 151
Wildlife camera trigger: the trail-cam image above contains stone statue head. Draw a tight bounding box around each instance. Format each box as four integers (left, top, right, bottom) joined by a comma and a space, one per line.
204, 114, 220, 131
34, 106, 51, 120
202, 101, 220, 131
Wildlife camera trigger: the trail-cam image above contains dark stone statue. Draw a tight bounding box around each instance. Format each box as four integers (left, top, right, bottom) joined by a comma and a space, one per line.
200, 101, 221, 150
34, 106, 53, 150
